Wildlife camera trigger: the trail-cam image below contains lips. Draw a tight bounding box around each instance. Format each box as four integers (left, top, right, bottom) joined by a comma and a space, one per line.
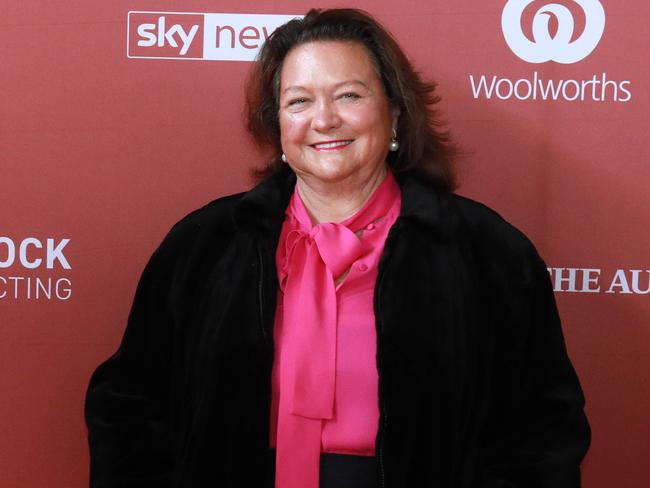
310, 139, 354, 150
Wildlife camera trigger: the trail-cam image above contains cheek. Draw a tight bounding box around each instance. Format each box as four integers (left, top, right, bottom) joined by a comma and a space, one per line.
279, 113, 308, 146
344, 106, 391, 134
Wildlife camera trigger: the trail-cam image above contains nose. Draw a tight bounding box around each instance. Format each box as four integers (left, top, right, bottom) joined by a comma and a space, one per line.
311, 99, 342, 132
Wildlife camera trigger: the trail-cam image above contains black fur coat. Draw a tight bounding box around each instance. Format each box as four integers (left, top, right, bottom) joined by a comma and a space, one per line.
85, 168, 590, 487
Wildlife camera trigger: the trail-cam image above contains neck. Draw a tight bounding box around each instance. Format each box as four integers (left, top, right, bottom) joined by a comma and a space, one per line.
296, 165, 388, 224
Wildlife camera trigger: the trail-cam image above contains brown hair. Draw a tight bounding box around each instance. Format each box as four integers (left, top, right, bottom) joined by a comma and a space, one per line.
244, 8, 458, 192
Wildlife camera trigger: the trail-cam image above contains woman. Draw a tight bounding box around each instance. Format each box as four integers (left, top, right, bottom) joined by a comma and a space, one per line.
85, 8, 590, 488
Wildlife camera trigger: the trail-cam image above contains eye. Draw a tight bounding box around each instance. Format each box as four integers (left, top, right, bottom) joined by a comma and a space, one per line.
287, 97, 307, 107
340, 92, 361, 100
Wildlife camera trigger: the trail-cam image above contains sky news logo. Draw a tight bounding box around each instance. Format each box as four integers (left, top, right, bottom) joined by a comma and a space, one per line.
127, 11, 300, 61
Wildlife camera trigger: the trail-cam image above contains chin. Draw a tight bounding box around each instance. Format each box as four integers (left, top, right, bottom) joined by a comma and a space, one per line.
293, 161, 354, 183
303, 171, 354, 185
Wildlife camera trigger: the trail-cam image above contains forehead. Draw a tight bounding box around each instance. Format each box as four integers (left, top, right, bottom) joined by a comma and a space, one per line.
280, 41, 381, 90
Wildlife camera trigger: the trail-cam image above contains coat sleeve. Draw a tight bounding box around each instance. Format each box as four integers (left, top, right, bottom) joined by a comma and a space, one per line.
475, 250, 591, 488
84, 236, 179, 488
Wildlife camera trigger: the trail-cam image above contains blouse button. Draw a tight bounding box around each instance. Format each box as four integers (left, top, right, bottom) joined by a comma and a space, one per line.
357, 263, 368, 272
365, 223, 375, 231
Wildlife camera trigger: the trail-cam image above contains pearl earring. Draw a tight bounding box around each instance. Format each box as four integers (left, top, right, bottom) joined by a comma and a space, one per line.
389, 128, 399, 152
281, 153, 287, 163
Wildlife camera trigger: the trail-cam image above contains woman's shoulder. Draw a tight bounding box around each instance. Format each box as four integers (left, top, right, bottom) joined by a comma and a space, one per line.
150, 191, 250, 265
150, 169, 293, 266
169, 192, 246, 237
446, 193, 543, 268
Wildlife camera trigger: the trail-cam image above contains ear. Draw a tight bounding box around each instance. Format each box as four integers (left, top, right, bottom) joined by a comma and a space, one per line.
390, 105, 400, 130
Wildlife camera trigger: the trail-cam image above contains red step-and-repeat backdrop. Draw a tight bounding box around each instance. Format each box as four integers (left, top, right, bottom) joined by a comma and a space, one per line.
1, 1, 648, 486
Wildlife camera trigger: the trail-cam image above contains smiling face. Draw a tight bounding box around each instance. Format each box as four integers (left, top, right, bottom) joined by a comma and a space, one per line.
278, 41, 396, 188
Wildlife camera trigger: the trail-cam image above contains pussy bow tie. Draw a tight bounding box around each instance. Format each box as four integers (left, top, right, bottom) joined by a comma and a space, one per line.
279, 222, 370, 419
275, 173, 399, 488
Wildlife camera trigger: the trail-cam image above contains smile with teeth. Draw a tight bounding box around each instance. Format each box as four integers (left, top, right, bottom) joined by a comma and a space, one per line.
311, 140, 354, 150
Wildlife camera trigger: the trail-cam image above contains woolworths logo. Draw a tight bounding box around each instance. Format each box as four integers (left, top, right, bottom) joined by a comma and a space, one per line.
469, 72, 631, 102
502, 0, 605, 64
468, 1, 632, 103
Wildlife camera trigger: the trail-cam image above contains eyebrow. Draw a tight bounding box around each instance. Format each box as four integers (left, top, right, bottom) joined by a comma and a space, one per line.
281, 80, 370, 95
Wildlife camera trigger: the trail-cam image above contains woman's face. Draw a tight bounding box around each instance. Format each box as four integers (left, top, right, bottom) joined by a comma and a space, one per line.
278, 41, 395, 187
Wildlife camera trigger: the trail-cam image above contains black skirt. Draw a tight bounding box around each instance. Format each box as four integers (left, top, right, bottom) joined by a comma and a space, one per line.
266, 448, 380, 488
